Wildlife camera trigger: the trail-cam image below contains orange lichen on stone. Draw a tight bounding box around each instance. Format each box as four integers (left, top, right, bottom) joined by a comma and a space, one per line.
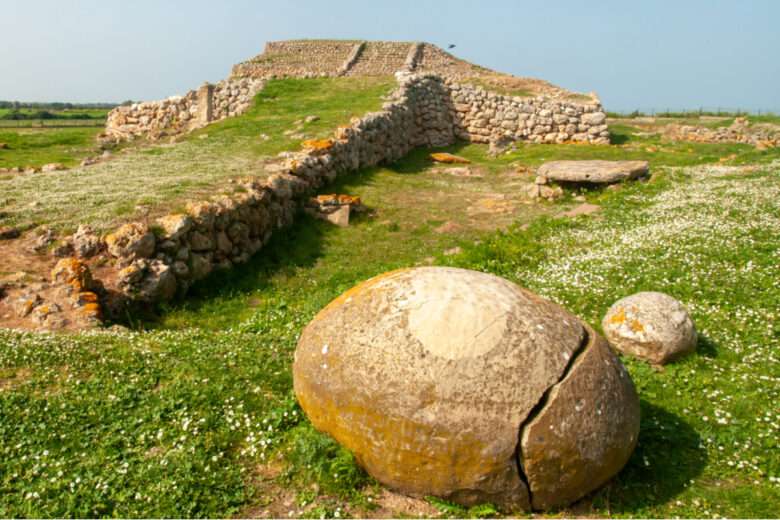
302, 139, 334, 152
80, 302, 102, 318
630, 319, 645, 333
430, 153, 471, 164
315, 194, 362, 206
609, 307, 626, 325
51, 257, 93, 293
77, 291, 99, 305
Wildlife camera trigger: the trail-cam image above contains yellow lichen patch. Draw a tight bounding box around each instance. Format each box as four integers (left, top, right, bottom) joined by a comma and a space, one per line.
315, 194, 362, 206
302, 139, 334, 152
609, 307, 626, 325
630, 319, 645, 333
430, 152, 471, 164
294, 375, 510, 500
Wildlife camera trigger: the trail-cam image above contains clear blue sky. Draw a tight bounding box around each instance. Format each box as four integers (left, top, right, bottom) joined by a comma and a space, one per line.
1, 0, 778, 112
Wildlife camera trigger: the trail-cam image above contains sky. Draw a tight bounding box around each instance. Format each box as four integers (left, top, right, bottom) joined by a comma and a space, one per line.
1, 0, 778, 113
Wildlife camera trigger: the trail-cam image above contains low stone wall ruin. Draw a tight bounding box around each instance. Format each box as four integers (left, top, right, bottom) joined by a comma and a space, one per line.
102, 74, 454, 304
662, 117, 779, 149
449, 80, 609, 144
96, 73, 607, 309
102, 77, 264, 142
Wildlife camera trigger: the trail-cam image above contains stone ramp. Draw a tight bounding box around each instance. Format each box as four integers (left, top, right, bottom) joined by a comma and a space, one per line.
346, 41, 413, 76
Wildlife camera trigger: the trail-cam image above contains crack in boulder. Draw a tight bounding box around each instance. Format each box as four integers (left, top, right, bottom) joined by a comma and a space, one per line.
514, 327, 591, 508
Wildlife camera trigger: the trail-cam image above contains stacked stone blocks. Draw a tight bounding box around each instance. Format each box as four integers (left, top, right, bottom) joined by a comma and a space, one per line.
102, 77, 264, 142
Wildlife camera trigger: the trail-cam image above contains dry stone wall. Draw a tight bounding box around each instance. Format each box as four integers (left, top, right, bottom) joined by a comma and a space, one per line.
103, 74, 456, 305
447, 80, 609, 144
102, 77, 264, 142
98, 72, 606, 308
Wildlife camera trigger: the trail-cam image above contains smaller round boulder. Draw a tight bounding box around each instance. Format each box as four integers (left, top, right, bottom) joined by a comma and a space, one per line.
602, 292, 696, 365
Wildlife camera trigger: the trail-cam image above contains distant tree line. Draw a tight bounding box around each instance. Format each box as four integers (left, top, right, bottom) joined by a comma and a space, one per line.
0, 100, 125, 110
0, 100, 135, 120
0, 109, 105, 120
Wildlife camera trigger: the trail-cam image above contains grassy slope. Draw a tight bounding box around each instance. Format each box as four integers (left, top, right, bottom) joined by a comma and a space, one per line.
1, 124, 779, 515
0, 77, 394, 233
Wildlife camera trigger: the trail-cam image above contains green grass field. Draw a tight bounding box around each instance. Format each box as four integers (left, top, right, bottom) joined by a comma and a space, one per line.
0, 127, 105, 170
1, 80, 779, 517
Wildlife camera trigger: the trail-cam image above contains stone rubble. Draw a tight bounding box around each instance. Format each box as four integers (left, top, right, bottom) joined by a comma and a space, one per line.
663, 117, 779, 148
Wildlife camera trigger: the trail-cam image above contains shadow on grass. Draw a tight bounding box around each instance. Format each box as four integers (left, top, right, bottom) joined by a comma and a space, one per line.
695, 332, 719, 359
581, 400, 707, 515
139, 213, 328, 327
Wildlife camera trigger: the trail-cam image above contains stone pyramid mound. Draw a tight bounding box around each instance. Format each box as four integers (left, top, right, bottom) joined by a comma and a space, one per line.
231, 39, 590, 101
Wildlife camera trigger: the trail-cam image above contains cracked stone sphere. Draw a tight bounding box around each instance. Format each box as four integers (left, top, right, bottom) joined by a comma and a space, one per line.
293, 267, 640, 511
602, 291, 697, 365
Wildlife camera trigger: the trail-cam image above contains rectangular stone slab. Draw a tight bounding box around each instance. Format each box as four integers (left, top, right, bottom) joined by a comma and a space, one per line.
538, 160, 649, 184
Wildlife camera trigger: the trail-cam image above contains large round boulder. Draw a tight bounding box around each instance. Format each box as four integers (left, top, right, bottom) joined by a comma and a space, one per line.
293, 267, 640, 511
602, 291, 697, 365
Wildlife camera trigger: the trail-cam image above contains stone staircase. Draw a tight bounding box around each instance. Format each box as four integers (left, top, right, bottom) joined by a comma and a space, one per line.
345, 41, 414, 76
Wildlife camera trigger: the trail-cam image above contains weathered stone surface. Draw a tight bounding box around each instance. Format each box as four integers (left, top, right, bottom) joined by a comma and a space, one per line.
14, 293, 42, 318
190, 253, 213, 280
31, 302, 61, 325
581, 111, 607, 125
189, 231, 215, 252
138, 260, 177, 301
105, 223, 156, 260
294, 267, 638, 511
155, 214, 193, 241
324, 205, 350, 227
538, 160, 649, 184
527, 183, 563, 201
51, 257, 94, 293
118, 259, 177, 302
602, 291, 697, 365
70, 225, 103, 258
521, 332, 640, 510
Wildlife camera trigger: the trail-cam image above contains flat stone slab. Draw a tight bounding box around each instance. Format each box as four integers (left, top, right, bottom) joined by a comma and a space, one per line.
538, 160, 649, 184
430, 152, 471, 164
